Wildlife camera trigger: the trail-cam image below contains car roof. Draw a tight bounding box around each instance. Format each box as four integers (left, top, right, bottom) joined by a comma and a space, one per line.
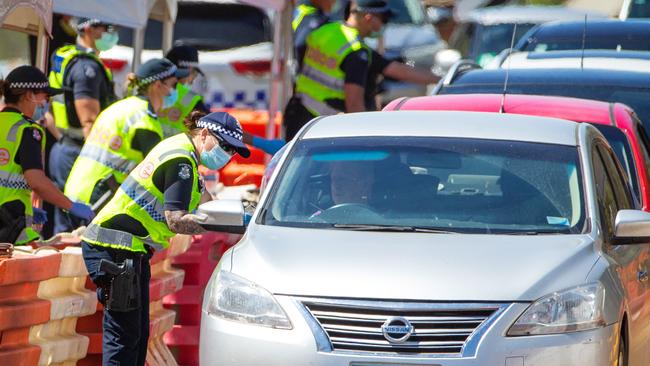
501, 50, 650, 71
461, 5, 605, 25
303, 111, 579, 146
524, 19, 650, 38
385, 94, 615, 125
448, 68, 650, 88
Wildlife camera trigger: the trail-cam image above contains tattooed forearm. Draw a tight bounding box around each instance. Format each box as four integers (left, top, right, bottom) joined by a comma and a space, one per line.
165, 210, 207, 235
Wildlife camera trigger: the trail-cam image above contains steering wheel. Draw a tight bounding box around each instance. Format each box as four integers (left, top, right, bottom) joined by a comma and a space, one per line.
311, 203, 381, 222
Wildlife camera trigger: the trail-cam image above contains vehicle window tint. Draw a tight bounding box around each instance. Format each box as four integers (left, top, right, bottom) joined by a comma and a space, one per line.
635, 117, 650, 177
262, 137, 585, 234
474, 23, 535, 65
629, 0, 650, 18
592, 145, 619, 239
592, 124, 639, 201
119, 4, 270, 50
597, 143, 634, 210
522, 36, 650, 52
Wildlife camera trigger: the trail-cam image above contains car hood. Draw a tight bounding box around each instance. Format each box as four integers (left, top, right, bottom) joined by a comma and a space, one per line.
231, 225, 599, 302
366, 24, 444, 53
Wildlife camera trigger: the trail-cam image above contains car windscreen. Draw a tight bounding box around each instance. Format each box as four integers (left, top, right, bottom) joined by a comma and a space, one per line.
473, 23, 536, 66
441, 83, 650, 132
118, 3, 270, 51
522, 36, 650, 52
591, 124, 640, 201
260, 136, 585, 234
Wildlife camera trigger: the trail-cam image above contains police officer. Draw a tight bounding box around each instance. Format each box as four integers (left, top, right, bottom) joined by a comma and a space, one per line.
63, 59, 180, 220
158, 45, 208, 138
49, 17, 118, 233
293, 0, 337, 68
81, 111, 249, 366
0, 66, 95, 244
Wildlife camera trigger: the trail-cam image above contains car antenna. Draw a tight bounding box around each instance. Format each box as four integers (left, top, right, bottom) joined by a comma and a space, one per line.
580, 14, 587, 70
499, 23, 518, 114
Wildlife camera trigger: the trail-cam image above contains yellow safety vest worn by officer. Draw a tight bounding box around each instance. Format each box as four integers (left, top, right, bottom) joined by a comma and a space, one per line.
82, 133, 201, 252
295, 22, 370, 116
49, 44, 113, 138
157, 83, 202, 138
64, 96, 163, 205
292, 3, 318, 30
0, 112, 46, 245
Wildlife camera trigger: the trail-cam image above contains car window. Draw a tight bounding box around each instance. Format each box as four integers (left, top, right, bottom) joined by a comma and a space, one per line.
634, 117, 650, 177
597, 143, 634, 210
261, 136, 585, 234
629, 0, 650, 18
472, 23, 535, 65
591, 144, 619, 239
522, 35, 650, 52
591, 124, 639, 201
119, 3, 271, 51
0, 29, 31, 79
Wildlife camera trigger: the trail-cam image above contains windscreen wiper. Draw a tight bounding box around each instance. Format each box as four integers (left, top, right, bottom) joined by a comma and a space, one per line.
332, 224, 457, 234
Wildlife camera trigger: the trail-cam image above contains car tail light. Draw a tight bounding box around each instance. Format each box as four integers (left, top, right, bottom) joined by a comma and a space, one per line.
101, 58, 128, 72
230, 60, 271, 75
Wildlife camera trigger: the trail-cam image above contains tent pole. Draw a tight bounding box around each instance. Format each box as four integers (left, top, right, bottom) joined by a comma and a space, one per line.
162, 19, 173, 53
132, 27, 146, 71
266, 3, 285, 141
35, 21, 49, 72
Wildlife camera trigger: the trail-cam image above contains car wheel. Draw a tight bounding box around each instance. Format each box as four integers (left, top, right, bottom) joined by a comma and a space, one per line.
616, 331, 627, 366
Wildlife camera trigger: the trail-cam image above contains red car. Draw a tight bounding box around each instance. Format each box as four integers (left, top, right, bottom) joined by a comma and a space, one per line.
384, 94, 650, 210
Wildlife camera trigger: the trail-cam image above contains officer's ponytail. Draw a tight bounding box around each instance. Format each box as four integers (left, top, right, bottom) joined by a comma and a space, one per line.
0, 79, 23, 104
126, 73, 139, 96
185, 110, 207, 135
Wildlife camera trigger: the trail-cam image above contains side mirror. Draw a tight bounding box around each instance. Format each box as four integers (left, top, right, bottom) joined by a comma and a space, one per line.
432, 49, 462, 77
613, 209, 650, 244
195, 199, 246, 234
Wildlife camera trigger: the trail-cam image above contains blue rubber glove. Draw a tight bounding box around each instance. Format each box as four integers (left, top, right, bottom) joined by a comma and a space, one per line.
252, 136, 285, 155
32, 207, 48, 225
70, 202, 95, 221
243, 212, 252, 226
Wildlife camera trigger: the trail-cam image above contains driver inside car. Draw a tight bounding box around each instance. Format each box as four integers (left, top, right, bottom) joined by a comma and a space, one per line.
309, 161, 375, 218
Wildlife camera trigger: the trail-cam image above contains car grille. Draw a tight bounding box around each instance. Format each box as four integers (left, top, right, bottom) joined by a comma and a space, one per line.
301, 299, 504, 356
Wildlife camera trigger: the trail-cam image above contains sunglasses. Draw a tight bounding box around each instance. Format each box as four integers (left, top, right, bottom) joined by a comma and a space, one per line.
213, 134, 235, 155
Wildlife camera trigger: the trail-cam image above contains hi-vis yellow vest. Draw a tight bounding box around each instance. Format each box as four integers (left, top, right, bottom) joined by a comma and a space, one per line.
82, 134, 201, 252
49, 45, 113, 133
157, 83, 202, 138
0, 112, 45, 245
64, 96, 162, 205
292, 3, 318, 31
295, 22, 369, 116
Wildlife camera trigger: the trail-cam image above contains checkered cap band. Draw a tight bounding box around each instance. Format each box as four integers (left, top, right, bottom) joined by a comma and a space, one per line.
9, 81, 49, 90
77, 18, 103, 29
196, 119, 243, 140
178, 60, 199, 67
139, 65, 178, 85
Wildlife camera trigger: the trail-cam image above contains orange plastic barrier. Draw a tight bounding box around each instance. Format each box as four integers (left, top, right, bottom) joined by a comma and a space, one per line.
0, 248, 61, 366
224, 109, 282, 139
163, 232, 241, 366
31, 247, 96, 365
219, 162, 266, 187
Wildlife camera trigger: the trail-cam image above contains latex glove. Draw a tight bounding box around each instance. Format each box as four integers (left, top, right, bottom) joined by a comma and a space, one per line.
69, 202, 95, 221
33, 207, 48, 225
244, 212, 252, 226
251, 136, 285, 155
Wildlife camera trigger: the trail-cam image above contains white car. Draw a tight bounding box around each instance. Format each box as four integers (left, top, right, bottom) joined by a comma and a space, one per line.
489, 49, 650, 71
101, 0, 273, 110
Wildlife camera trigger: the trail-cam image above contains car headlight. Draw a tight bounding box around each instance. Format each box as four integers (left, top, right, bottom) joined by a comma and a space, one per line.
507, 283, 606, 336
206, 271, 292, 329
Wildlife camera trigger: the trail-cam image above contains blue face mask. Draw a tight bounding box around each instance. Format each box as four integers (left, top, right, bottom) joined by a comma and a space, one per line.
32, 100, 49, 121
201, 144, 232, 170
163, 87, 178, 109
95, 32, 119, 51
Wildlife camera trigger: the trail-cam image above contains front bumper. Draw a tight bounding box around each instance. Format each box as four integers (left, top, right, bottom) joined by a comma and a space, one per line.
199, 297, 618, 366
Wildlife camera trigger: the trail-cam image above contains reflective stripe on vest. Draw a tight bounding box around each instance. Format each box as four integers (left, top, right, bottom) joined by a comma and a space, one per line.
83, 134, 201, 252
295, 22, 367, 116
84, 223, 164, 251
0, 170, 30, 191
78, 144, 138, 175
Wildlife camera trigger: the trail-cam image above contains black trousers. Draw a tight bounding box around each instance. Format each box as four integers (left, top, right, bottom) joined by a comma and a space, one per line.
283, 96, 317, 141
81, 241, 151, 366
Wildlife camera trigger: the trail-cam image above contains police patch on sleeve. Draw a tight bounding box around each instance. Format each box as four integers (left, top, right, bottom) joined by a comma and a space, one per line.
32, 129, 42, 141
84, 65, 96, 78
178, 163, 191, 180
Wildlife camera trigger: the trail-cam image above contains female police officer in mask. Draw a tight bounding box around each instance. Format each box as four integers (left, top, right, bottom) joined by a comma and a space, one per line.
0, 65, 94, 244
81, 110, 249, 365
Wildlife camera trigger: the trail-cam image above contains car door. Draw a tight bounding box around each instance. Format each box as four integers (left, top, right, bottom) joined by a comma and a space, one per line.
595, 141, 650, 363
